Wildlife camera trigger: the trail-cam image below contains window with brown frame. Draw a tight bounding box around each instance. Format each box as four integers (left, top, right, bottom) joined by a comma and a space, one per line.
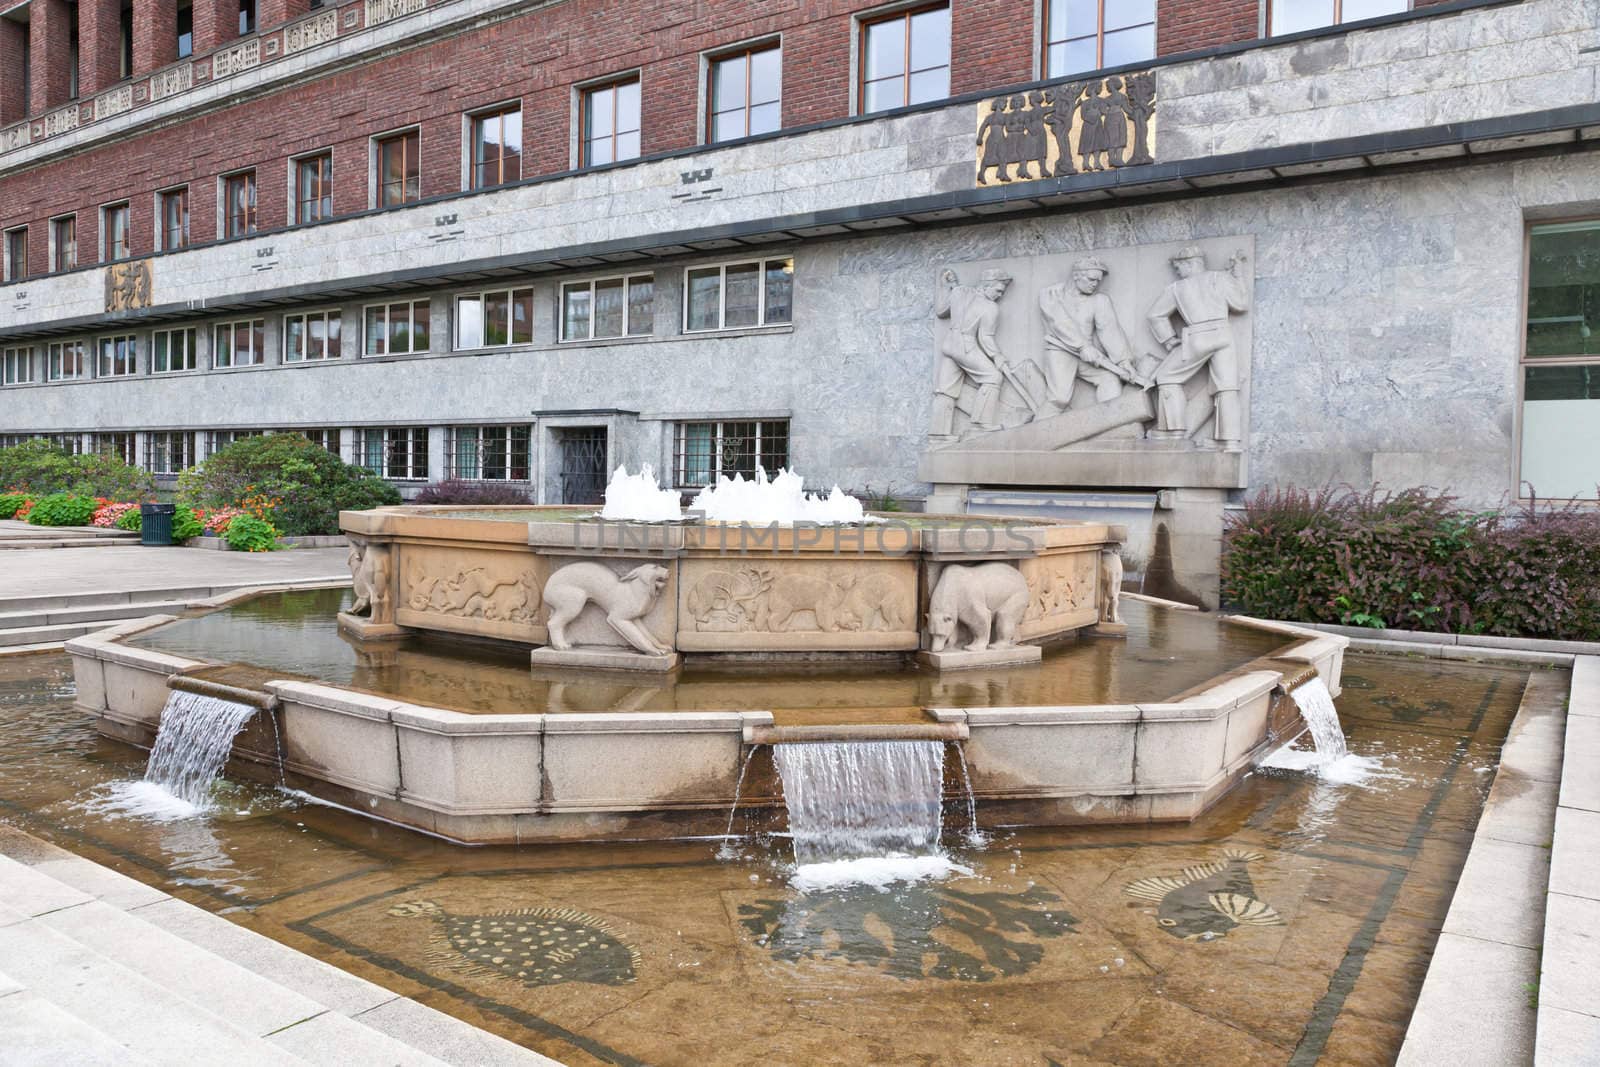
708, 44, 781, 144
294, 152, 333, 224
160, 188, 189, 251
470, 105, 522, 189
376, 129, 421, 206
1044, 0, 1155, 76
860, 4, 949, 114
3, 227, 25, 282
1267, 0, 1409, 35
51, 216, 76, 272
224, 171, 257, 238
102, 202, 130, 262
580, 77, 641, 166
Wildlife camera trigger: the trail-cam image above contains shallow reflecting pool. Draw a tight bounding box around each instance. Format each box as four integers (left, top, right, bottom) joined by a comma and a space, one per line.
0, 650, 1540, 1065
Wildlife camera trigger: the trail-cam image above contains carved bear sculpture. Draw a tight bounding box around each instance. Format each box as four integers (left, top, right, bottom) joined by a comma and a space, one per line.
543, 562, 671, 655
926, 562, 1030, 653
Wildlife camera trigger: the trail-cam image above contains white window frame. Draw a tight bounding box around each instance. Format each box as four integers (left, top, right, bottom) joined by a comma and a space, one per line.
356, 426, 430, 480
151, 327, 198, 374
681, 257, 794, 333
2, 346, 36, 385
95, 432, 136, 465
1263, 0, 1412, 36
96, 335, 138, 377
560, 273, 654, 342
363, 299, 432, 356
47, 340, 88, 382
283, 309, 342, 363
453, 286, 534, 350
144, 431, 196, 475
445, 424, 532, 481
213, 319, 265, 369
672, 418, 792, 488
219, 168, 259, 240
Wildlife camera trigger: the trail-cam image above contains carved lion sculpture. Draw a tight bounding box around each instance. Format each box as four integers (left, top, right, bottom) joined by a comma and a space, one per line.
926, 562, 1030, 653
543, 562, 671, 655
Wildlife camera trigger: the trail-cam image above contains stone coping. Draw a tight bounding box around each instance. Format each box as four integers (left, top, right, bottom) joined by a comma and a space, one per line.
1268, 619, 1600, 660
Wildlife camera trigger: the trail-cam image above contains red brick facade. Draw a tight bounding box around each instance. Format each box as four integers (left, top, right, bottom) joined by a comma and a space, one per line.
1157, 0, 1258, 56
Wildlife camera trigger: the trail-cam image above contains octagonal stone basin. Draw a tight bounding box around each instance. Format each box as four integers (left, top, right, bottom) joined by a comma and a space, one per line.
65, 583, 1346, 844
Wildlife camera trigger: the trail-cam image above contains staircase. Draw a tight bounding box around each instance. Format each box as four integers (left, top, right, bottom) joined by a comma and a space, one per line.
0, 828, 561, 1066
0, 522, 141, 551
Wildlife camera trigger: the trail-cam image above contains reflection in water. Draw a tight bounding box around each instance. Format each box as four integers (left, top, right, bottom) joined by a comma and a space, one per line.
128, 591, 1287, 720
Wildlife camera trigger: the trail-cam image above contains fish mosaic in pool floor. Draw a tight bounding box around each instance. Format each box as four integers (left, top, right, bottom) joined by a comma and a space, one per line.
0, 651, 1552, 1065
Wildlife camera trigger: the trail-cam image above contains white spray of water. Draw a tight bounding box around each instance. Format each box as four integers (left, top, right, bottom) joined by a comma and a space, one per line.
1293, 676, 1348, 762
1260, 676, 1391, 785
599, 464, 684, 522
690, 467, 875, 526
142, 690, 258, 808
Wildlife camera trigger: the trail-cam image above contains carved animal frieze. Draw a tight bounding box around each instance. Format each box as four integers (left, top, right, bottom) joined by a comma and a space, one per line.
686, 567, 775, 632
1023, 555, 1097, 622
838, 572, 908, 633
544, 562, 670, 655
685, 566, 909, 634
406, 564, 540, 625
926, 562, 1030, 653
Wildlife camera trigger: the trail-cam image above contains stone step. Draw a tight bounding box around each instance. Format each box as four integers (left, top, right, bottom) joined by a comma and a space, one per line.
0, 599, 196, 632
0, 620, 117, 648
0, 852, 96, 918
0, 535, 140, 550
0, 586, 216, 614
0, 989, 160, 1066
0, 917, 312, 1066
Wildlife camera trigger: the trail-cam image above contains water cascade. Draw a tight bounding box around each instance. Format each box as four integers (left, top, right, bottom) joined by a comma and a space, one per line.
144, 690, 259, 807
1289, 675, 1348, 762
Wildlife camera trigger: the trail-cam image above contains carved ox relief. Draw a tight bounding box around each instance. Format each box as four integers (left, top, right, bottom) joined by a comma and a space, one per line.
404, 556, 541, 625
684, 566, 910, 634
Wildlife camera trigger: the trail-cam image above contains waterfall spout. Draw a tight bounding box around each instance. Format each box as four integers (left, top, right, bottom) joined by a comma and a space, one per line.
144, 690, 259, 807
772, 740, 946, 865
1289, 675, 1347, 763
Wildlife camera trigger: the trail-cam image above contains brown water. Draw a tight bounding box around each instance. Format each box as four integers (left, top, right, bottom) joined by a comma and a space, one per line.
0, 650, 1537, 1065
127, 591, 1286, 720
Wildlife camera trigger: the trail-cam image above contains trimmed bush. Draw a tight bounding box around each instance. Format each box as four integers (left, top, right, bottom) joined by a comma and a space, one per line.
0, 440, 155, 499
411, 479, 533, 505
176, 434, 400, 536
223, 514, 278, 552
25, 493, 100, 528
0, 492, 29, 520
172, 506, 204, 542
1222, 485, 1600, 641
115, 508, 143, 532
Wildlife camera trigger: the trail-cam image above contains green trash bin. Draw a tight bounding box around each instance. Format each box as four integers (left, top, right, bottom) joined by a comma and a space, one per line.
140, 503, 176, 546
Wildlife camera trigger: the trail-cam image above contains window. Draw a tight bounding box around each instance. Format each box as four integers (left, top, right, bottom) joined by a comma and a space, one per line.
445, 425, 531, 481
357, 427, 430, 480
51, 216, 77, 272
3, 227, 25, 282
294, 152, 333, 224
159, 188, 189, 250
2, 346, 35, 386
145, 431, 195, 475
213, 319, 264, 368
48, 341, 87, 381
224, 171, 257, 238
673, 420, 789, 487
97, 335, 137, 377
119, 1, 133, 79
454, 287, 533, 349
177, 0, 193, 58
1045, 0, 1155, 75
470, 105, 522, 189
376, 129, 421, 207
1267, 0, 1409, 34
268, 427, 337, 451
1521, 220, 1600, 500
580, 78, 641, 166
683, 258, 793, 332
68, 8, 79, 98
96, 432, 135, 464
152, 328, 198, 373
239, 0, 256, 35
561, 274, 653, 341
860, 4, 949, 113
284, 310, 342, 362
364, 300, 431, 356
709, 44, 781, 143
45, 433, 85, 455
205, 429, 263, 457
102, 202, 130, 262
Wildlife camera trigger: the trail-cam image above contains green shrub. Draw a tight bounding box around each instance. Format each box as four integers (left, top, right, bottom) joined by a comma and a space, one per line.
223, 514, 278, 552
0, 492, 28, 520
1222, 486, 1600, 642
177, 434, 400, 536
25, 493, 100, 527
172, 506, 203, 542
115, 507, 143, 532
0, 440, 155, 499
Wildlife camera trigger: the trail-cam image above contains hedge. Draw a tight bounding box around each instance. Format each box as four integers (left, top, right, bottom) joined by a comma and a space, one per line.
177, 433, 399, 536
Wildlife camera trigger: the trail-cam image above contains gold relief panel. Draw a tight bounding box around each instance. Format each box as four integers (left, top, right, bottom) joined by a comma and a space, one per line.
105, 260, 153, 313
975, 73, 1156, 187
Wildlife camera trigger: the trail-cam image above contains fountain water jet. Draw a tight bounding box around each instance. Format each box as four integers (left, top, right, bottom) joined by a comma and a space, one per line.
143, 689, 259, 808
1288, 675, 1347, 763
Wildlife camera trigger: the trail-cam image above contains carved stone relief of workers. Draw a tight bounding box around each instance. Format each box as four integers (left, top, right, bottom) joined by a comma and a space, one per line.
932, 267, 1014, 438
1037, 257, 1142, 412
976, 97, 1009, 185
1146, 246, 1251, 450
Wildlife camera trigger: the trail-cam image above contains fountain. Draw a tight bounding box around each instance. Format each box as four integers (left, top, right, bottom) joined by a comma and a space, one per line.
61, 466, 1351, 845
1289, 674, 1348, 762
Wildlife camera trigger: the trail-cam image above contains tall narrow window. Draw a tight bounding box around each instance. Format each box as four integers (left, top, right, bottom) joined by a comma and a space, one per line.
51, 216, 76, 272
224, 171, 257, 238
48, 341, 87, 381
239, 0, 256, 35
1520, 220, 1600, 500
860, 4, 949, 113
176, 1, 193, 58
1045, 0, 1155, 75
580, 78, 641, 166
102, 202, 130, 262
67, 7, 80, 98
376, 129, 421, 206
283, 310, 342, 362
96, 433, 135, 465
709, 44, 780, 143
3, 227, 25, 282
470, 105, 522, 189
145, 431, 195, 475
213, 320, 265, 368
119, 1, 133, 79
294, 152, 334, 224
97, 335, 137, 377
1268, 0, 1409, 34
152, 328, 198, 373
160, 188, 189, 250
